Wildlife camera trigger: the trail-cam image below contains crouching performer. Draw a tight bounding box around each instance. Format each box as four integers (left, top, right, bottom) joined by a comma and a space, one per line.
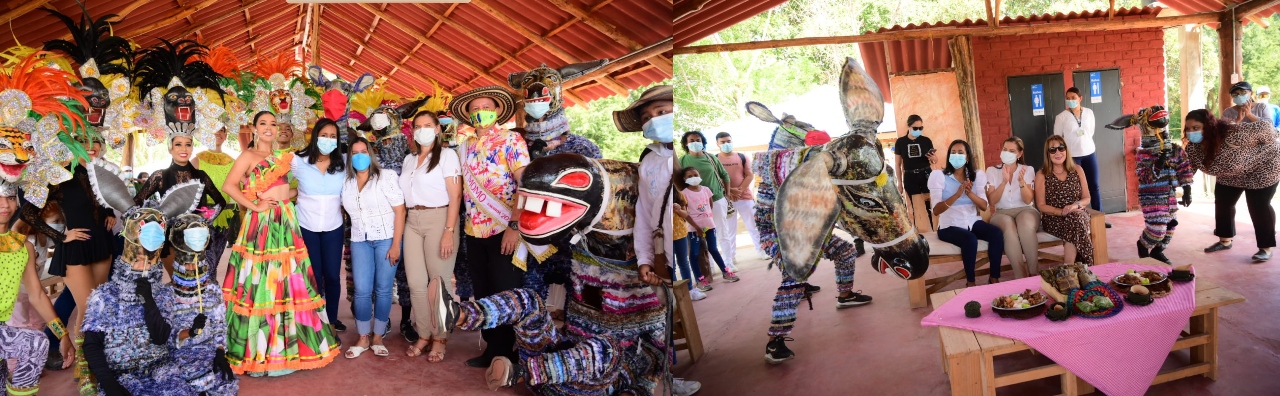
164, 212, 237, 394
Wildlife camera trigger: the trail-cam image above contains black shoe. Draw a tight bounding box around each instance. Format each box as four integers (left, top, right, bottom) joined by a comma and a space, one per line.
803, 284, 821, 295
428, 276, 459, 335
836, 290, 873, 309
332, 320, 347, 332
765, 336, 795, 364
1105, 222, 1113, 229
401, 321, 420, 344
1149, 246, 1171, 265
485, 356, 525, 390
1204, 241, 1233, 253
44, 349, 64, 371
854, 239, 866, 256
1136, 240, 1150, 259
1252, 250, 1272, 262
466, 354, 494, 368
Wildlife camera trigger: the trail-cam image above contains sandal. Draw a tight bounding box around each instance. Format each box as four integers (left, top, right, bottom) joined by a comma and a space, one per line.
371, 344, 390, 357
407, 338, 430, 358
346, 335, 371, 359
427, 338, 448, 363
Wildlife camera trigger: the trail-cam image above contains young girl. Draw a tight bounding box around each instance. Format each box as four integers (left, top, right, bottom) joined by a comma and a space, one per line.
672, 176, 706, 301
677, 167, 735, 290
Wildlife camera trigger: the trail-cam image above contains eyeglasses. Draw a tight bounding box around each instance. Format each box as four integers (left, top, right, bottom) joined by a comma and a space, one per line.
1048, 145, 1068, 154
1261, 93, 1272, 98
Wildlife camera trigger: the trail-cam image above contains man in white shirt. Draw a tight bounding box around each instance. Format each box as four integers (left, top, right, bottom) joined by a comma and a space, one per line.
1053, 87, 1108, 227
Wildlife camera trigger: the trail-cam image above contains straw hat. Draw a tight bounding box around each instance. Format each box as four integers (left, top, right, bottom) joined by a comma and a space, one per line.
613, 84, 673, 132
449, 86, 516, 128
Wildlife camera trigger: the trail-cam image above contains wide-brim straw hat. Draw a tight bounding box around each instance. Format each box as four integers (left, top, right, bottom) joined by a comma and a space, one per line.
613, 84, 673, 132
449, 86, 517, 128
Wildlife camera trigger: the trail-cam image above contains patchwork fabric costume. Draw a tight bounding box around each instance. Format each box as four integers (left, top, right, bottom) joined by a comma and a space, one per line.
0, 182, 62, 396
81, 164, 206, 396
166, 213, 237, 394
460, 154, 666, 395
1105, 106, 1194, 263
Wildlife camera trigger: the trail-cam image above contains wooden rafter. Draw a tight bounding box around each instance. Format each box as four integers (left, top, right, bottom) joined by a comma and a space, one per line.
1235, 0, 1280, 18
1108, 0, 1115, 20
51, 0, 153, 41
209, 6, 296, 48
165, 0, 270, 43
124, 0, 221, 39
358, 3, 509, 89
326, 17, 462, 93
994, 0, 1003, 27
544, 0, 642, 50
351, 4, 388, 65
293, 4, 306, 57
983, 0, 995, 27
565, 37, 672, 90
308, 4, 321, 64
545, 0, 617, 38
1216, 0, 1272, 26
241, 13, 297, 49
0, 0, 52, 26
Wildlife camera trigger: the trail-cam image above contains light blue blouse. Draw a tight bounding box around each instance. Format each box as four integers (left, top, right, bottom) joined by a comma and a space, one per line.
292, 155, 346, 231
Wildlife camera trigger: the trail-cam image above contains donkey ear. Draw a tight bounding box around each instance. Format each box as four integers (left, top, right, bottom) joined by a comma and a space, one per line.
775, 152, 840, 282
307, 66, 327, 86
352, 73, 377, 93
745, 101, 780, 124
398, 97, 428, 119
86, 163, 134, 214
157, 180, 205, 220
508, 70, 528, 89
1105, 114, 1136, 130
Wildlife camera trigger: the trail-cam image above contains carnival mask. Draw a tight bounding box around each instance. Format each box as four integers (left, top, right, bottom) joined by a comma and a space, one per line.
508, 60, 607, 121
78, 77, 110, 127
515, 154, 604, 245
271, 89, 292, 114
164, 86, 196, 135
321, 89, 348, 121
0, 128, 33, 183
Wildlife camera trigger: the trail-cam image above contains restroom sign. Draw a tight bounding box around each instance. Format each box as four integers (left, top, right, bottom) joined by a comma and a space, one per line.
1089, 72, 1102, 103
1031, 84, 1044, 116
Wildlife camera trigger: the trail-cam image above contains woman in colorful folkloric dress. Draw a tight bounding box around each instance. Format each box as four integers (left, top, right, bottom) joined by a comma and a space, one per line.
193, 127, 238, 283
220, 111, 338, 377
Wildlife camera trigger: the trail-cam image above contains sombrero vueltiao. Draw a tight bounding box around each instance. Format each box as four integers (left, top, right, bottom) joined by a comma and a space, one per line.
613, 84, 673, 132
449, 86, 517, 128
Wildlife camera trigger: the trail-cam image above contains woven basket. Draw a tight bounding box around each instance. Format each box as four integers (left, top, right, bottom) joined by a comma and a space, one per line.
1068, 281, 1125, 319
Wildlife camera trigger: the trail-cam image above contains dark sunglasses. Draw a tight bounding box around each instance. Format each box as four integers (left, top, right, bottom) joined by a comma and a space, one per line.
1048, 145, 1067, 154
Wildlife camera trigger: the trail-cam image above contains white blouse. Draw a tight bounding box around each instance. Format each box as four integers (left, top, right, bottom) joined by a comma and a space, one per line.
984, 164, 1036, 210
399, 150, 461, 208
342, 169, 405, 242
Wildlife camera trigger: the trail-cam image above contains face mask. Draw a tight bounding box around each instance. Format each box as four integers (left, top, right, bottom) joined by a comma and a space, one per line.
686, 176, 702, 186
139, 221, 166, 252
183, 227, 209, 252
1000, 151, 1018, 165
524, 102, 551, 119
352, 153, 371, 171
719, 143, 733, 153
49, 224, 65, 233
641, 113, 674, 143
1233, 95, 1250, 106
370, 113, 391, 130
439, 117, 453, 125
471, 109, 499, 128
1187, 131, 1204, 144
414, 128, 437, 146
123, 172, 133, 179
687, 141, 705, 152
910, 127, 923, 138
1066, 100, 1080, 109
948, 153, 967, 169
317, 137, 337, 155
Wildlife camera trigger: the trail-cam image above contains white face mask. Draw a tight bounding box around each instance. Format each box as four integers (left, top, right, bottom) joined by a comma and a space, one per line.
414, 127, 436, 146
1000, 151, 1018, 165
370, 113, 391, 130
685, 176, 702, 186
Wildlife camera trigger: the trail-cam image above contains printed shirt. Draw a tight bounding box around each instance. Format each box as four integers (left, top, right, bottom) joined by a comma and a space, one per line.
928, 169, 988, 230
681, 187, 715, 230
894, 135, 935, 172
1185, 119, 1280, 190
462, 127, 531, 238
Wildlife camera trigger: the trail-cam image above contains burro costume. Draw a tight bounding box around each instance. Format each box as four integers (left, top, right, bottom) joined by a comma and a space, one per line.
1105, 106, 1194, 264
508, 61, 606, 160
167, 212, 237, 395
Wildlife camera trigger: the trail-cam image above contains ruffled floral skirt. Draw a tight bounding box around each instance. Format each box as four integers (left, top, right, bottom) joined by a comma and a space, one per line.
222, 202, 338, 374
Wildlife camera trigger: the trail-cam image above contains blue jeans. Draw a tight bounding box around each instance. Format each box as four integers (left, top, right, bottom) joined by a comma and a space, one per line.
936, 221, 1004, 283
1073, 153, 1102, 212
689, 229, 729, 275
673, 236, 701, 290
350, 238, 397, 336
301, 227, 345, 324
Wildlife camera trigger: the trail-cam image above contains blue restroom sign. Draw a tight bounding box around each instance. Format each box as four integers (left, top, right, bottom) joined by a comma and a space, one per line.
1031, 84, 1044, 116
1089, 72, 1102, 103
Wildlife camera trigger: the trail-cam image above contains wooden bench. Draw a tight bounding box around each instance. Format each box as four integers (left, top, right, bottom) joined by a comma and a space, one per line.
932, 258, 1245, 396
908, 209, 1109, 308
671, 279, 704, 363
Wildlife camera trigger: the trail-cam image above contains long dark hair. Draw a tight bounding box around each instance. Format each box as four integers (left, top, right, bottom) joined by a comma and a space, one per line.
673, 166, 699, 191
942, 139, 977, 181
346, 136, 383, 181
409, 111, 444, 173
296, 118, 346, 174
247, 111, 274, 149
1185, 109, 1230, 168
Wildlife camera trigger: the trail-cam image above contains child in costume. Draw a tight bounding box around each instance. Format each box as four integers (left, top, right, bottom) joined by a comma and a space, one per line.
164, 212, 236, 394
1105, 106, 1194, 264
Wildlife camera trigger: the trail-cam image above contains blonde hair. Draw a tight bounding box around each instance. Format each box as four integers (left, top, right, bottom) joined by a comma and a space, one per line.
1041, 135, 1076, 174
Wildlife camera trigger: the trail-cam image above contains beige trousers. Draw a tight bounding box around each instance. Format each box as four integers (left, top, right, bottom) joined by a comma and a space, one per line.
989, 205, 1041, 278
404, 207, 460, 339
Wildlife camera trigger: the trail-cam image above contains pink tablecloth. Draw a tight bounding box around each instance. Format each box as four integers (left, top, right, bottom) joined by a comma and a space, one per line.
921, 263, 1196, 396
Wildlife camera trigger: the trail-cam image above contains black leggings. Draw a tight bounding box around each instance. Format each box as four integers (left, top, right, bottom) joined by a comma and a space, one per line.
1214, 181, 1278, 249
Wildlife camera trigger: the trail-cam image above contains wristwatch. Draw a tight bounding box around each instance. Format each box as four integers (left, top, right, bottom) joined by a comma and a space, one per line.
508, 220, 519, 229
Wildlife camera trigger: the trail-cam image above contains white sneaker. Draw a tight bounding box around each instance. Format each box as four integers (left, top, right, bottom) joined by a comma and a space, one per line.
756, 249, 770, 260
672, 378, 702, 396
690, 288, 707, 301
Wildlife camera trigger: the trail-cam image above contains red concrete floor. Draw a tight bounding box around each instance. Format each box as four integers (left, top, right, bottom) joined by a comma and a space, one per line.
673, 199, 1280, 395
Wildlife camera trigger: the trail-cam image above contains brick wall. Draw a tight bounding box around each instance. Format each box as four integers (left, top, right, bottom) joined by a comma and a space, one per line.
971, 27, 1165, 210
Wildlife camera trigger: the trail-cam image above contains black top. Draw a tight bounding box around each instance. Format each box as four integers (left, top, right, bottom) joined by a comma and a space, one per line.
21, 166, 115, 242
133, 161, 227, 209
894, 135, 935, 172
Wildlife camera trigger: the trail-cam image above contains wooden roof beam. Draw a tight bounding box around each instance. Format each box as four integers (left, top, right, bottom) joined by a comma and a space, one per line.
308, 5, 322, 64
1235, 0, 1280, 18
676, 12, 1220, 55
544, 0, 643, 50
326, 18, 461, 93
566, 37, 672, 89
124, 0, 221, 39
994, 0, 1002, 26
166, 0, 270, 43
209, 5, 296, 47
359, 3, 509, 89
983, 0, 995, 27
0, 0, 52, 26
240, 18, 297, 49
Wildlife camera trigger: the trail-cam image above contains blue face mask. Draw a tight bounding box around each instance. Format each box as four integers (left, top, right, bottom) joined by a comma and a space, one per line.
139, 221, 166, 252
642, 113, 674, 143
352, 153, 371, 171
910, 127, 923, 138
719, 143, 733, 153
1187, 131, 1204, 144
1066, 100, 1080, 109
524, 102, 551, 119
317, 137, 338, 155
687, 141, 705, 153
948, 153, 967, 169
1233, 94, 1250, 106
183, 227, 209, 252
438, 117, 453, 125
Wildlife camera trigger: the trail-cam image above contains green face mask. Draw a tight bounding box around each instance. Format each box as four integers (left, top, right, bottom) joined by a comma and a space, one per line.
780, 124, 804, 138
471, 109, 499, 128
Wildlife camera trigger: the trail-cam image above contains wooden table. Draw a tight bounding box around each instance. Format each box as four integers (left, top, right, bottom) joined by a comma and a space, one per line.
932, 258, 1245, 396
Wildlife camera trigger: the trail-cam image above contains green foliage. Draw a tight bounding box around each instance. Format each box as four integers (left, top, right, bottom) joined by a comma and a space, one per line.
563, 82, 665, 162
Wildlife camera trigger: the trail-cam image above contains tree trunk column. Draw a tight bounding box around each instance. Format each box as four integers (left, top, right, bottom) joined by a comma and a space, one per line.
949, 35, 984, 169
1217, 12, 1243, 112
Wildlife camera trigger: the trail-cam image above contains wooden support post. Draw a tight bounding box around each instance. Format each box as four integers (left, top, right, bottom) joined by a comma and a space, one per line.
1108, 0, 1116, 20
1218, 12, 1243, 112
949, 35, 985, 169
1179, 25, 1206, 122
122, 133, 134, 167
309, 4, 321, 65
983, 0, 995, 27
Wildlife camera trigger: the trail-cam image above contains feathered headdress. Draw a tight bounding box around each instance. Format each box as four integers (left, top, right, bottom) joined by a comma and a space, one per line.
201, 46, 245, 147
1, 51, 90, 207
308, 65, 375, 140
249, 52, 314, 148
134, 39, 224, 144
42, 4, 137, 150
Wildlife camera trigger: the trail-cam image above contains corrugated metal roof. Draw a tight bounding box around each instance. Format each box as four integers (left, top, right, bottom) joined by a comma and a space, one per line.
0, 0, 672, 104
674, 0, 788, 48
1159, 0, 1280, 25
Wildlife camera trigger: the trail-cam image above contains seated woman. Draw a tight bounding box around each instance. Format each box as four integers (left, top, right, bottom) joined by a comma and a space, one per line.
930, 140, 1003, 287
1036, 135, 1096, 264
985, 137, 1039, 278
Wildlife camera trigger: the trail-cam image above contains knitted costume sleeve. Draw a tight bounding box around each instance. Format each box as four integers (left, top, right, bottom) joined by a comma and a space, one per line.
1174, 146, 1196, 186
